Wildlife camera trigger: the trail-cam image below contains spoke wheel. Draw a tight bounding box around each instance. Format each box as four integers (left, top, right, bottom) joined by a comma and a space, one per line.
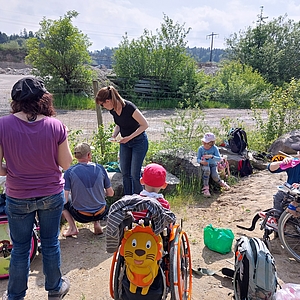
278, 211, 300, 262
169, 229, 192, 300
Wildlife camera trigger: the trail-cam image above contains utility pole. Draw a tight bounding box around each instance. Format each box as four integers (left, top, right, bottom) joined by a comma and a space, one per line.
207, 32, 218, 62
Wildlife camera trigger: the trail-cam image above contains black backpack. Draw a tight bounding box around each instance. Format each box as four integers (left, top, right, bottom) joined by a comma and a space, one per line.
238, 159, 253, 177
228, 128, 248, 155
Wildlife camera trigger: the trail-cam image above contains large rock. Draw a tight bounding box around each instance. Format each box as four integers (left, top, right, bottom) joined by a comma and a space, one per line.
107, 170, 180, 199
152, 150, 200, 183
268, 130, 300, 155
219, 147, 268, 171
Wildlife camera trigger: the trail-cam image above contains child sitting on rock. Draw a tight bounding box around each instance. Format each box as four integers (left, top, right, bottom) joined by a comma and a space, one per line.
197, 133, 230, 197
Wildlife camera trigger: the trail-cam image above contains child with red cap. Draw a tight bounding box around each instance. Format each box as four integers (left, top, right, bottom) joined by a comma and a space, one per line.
132, 163, 170, 220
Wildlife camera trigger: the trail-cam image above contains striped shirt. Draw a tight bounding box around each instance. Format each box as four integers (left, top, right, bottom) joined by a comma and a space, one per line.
106, 195, 176, 253
132, 190, 170, 220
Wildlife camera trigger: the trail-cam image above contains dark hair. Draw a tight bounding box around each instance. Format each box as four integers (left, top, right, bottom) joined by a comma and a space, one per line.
11, 93, 56, 121
95, 86, 125, 110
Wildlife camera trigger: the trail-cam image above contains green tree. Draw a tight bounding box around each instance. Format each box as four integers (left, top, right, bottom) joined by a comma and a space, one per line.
113, 14, 198, 102
253, 78, 300, 148
207, 61, 271, 108
226, 9, 300, 86
25, 10, 94, 94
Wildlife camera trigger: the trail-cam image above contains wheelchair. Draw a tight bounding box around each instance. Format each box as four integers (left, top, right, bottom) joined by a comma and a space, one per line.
0, 193, 40, 279
106, 196, 193, 300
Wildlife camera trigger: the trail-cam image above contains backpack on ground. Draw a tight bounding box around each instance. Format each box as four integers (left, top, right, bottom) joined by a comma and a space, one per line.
238, 159, 253, 177
233, 236, 278, 300
228, 128, 248, 155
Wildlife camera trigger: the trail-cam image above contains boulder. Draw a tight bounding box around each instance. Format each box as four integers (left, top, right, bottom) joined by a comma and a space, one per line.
152, 150, 200, 183
219, 147, 268, 172
268, 130, 300, 155
107, 170, 180, 199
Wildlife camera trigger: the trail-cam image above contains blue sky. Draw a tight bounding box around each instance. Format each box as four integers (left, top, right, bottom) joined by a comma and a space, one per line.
1, 0, 300, 51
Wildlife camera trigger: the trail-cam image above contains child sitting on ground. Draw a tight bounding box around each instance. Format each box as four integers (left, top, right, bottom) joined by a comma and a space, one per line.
197, 132, 230, 197
132, 163, 170, 220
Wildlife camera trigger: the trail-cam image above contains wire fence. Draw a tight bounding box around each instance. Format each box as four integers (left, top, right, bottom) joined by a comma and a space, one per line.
0, 74, 262, 144
0, 75, 171, 142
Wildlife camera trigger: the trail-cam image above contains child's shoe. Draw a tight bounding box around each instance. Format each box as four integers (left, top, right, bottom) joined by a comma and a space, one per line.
220, 180, 230, 190
202, 186, 211, 197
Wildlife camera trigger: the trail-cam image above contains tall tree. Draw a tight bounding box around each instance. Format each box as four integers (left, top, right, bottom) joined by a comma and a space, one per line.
226, 9, 300, 86
26, 10, 94, 94
113, 14, 198, 101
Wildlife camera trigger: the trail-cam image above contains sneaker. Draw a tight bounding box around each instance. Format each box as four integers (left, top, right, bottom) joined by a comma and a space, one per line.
258, 211, 278, 230
202, 186, 211, 197
220, 180, 230, 190
266, 217, 278, 230
2, 291, 8, 300
48, 277, 70, 300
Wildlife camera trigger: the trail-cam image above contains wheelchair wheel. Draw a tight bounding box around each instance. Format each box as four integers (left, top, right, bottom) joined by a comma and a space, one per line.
278, 211, 300, 262
0, 220, 12, 279
169, 228, 192, 300
109, 250, 125, 300
110, 248, 167, 300
0, 219, 38, 279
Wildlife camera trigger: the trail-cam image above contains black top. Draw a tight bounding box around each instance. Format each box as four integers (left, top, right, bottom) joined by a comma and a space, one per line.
109, 100, 140, 137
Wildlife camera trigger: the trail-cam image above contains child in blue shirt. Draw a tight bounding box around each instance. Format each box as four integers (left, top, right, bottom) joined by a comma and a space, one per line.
197, 132, 230, 197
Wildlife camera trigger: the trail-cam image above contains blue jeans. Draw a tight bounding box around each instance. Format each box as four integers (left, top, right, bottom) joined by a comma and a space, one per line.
273, 190, 285, 213
119, 132, 148, 195
5, 192, 65, 300
201, 164, 221, 186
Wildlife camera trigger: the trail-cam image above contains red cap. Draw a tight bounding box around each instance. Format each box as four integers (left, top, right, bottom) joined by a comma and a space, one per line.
142, 163, 166, 187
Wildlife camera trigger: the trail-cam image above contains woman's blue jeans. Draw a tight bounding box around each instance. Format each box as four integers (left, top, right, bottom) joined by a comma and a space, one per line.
119, 132, 148, 195
5, 192, 64, 300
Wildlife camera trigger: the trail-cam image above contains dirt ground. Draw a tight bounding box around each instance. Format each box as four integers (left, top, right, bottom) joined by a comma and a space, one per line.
0, 170, 299, 299
0, 74, 299, 299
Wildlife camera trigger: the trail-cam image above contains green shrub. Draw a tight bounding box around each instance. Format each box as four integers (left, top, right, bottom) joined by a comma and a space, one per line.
252, 78, 300, 150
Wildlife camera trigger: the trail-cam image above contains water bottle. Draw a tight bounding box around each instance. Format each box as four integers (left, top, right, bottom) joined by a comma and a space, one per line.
280, 158, 300, 170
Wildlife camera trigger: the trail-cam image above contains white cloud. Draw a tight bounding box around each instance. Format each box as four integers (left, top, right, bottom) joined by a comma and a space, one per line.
1, 0, 300, 50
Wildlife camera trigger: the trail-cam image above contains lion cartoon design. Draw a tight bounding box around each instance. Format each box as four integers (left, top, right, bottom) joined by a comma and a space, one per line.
119, 224, 163, 295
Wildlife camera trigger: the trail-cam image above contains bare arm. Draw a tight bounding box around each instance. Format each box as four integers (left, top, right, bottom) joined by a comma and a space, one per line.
112, 125, 120, 139
57, 139, 73, 171
119, 109, 149, 143
64, 190, 70, 203
0, 145, 6, 176
269, 157, 293, 172
105, 186, 114, 197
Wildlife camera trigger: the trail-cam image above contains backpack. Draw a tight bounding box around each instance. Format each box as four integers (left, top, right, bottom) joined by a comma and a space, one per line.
233, 236, 278, 300
228, 128, 248, 155
238, 159, 253, 177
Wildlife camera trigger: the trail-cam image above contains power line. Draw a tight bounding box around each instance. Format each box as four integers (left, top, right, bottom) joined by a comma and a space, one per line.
206, 32, 218, 62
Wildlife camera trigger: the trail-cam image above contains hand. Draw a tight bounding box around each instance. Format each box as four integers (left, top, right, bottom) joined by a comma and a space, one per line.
200, 160, 208, 166
282, 157, 293, 164
203, 154, 212, 159
119, 136, 130, 144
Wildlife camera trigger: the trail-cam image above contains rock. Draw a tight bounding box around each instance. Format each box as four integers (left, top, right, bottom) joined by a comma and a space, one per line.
152, 150, 200, 184
268, 130, 300, 155
107, 170, 180, 199
219, 147, 268, 172
107, 172, 123, 198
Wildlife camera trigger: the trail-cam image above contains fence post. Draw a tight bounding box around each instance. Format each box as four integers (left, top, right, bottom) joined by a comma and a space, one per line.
93, 80, 103, 127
